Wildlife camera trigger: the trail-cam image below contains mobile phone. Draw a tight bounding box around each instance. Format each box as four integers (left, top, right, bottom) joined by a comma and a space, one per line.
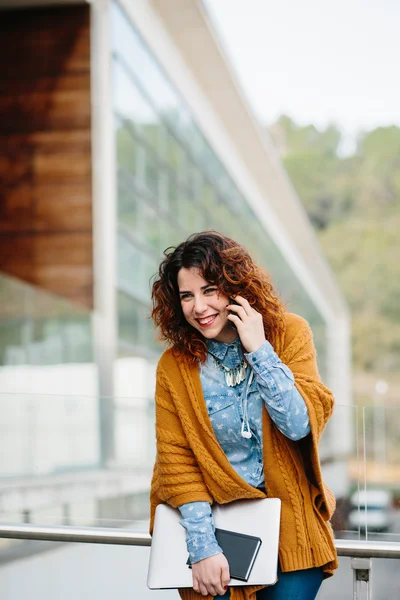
228, 297, 239, 329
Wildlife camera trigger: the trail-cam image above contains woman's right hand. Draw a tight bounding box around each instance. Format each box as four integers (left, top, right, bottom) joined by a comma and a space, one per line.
192, 553, 230, 596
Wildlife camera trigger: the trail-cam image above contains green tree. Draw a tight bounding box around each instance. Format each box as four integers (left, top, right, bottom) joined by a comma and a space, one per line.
269, 118, 400, 375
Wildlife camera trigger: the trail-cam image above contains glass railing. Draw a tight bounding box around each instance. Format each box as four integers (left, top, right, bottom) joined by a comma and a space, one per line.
0, 398, 399, 599
1, 398, 399, 534
317, 403, 400, 599
0, 393, 156, 480
325, 404, 400, 545
0, 391, 156, 588
0, 393, 154, 536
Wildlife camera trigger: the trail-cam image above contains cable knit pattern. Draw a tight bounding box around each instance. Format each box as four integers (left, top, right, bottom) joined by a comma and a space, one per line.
150, 313, 338, 600
270, 427, 307, 549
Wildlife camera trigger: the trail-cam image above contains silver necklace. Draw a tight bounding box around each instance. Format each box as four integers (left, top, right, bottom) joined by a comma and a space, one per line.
209, 352, 248, 387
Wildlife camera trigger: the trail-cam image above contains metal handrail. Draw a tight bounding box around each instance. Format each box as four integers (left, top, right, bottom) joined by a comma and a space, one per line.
0, 523, 151, 547
335, 538, 400, 559
0, 522, 400, 558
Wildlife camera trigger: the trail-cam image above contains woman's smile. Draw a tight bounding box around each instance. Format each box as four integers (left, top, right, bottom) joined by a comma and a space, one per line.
196, 314, 218, 327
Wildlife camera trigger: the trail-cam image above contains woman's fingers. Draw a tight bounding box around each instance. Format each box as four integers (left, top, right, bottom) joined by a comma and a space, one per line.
228, 295, 258, 320
199, 582, 209, 596
208, 584, 220, 596
221, 563, 230, 589
227, 304, 247, 323
213, 575, 227, 596
192, 554, 230, 596
231, 294, 252, 315
200, 582, 218, 596
193, 577, 208, 597
227, 295, 266, 353
192, 576, 200, 594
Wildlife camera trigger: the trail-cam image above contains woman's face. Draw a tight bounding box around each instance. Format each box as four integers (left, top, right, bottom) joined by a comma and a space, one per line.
177, 267, 237, 343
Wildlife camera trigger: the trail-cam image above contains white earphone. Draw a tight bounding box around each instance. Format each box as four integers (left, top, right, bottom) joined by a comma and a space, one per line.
240, 370, 254, 439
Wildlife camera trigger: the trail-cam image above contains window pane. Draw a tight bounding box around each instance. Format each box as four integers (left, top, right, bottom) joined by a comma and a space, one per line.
136, 201, 160, 253
117, 180, 137, 232
117, 235, 157, 303
113, 60, 160, 153
118, 292, 139, 346
166, 171, 179, 215
118, 234, 138, 298
165, 132, 184, 172
136, 146, 160, 200
115, 118, 138, 179
112, 2, 180, 119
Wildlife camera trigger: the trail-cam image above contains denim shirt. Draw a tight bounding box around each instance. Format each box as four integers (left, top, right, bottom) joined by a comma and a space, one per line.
179, 336, 310, 563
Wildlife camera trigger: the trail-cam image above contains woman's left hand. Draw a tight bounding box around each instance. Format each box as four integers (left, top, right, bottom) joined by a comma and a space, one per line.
226, 295, 266, 353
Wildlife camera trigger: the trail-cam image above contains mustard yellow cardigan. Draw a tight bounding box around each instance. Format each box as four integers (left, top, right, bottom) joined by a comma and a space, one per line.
150, 313, 338, 600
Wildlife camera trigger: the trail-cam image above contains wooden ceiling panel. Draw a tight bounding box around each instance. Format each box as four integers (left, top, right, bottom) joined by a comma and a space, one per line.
34, 184, 92, 232
0, 5, 93, 309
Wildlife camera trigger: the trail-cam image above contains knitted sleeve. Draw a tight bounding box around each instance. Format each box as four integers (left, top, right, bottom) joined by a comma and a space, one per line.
149, 364, 213, 534
281, 314, 336, 520
282, 315, 334, 439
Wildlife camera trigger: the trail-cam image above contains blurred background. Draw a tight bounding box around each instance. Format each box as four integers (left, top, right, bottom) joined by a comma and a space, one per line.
0, 0, 399, 598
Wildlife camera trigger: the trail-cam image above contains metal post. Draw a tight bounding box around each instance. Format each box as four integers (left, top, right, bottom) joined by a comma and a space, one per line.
351, 557, 372, 600
91, 0, 118, 467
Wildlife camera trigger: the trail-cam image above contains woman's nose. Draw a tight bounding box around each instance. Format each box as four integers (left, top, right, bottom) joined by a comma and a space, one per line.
193, 296, 207, 314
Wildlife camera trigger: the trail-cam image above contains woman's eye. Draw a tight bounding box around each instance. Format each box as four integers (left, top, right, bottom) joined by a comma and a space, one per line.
204, 288, 217, 295
180, 294, 192, 301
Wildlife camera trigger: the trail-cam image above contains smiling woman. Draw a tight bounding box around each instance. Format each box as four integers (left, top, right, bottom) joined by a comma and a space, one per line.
150, 231, 337, 600
151, 231, 285, 365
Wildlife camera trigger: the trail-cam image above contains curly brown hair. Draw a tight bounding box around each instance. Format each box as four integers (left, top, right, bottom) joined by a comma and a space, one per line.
151, 231, 285, 364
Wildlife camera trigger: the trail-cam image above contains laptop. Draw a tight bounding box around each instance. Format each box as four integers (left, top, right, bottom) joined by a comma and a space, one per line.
147, 497, 281, 589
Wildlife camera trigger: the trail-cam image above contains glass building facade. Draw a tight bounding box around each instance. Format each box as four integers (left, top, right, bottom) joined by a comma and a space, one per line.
0, 274, 92, 372
111, 1, 327, 378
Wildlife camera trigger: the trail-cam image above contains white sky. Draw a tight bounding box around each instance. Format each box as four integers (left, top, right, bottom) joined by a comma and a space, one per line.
204, 0, 400, 139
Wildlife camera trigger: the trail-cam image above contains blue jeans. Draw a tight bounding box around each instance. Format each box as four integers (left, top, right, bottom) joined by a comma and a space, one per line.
215, 566, 324, 600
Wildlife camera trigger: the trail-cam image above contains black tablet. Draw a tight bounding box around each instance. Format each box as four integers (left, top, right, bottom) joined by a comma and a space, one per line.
187, 528, 262, 582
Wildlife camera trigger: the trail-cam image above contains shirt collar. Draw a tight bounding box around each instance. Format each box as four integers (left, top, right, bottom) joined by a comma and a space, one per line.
206, 336, 241, 362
